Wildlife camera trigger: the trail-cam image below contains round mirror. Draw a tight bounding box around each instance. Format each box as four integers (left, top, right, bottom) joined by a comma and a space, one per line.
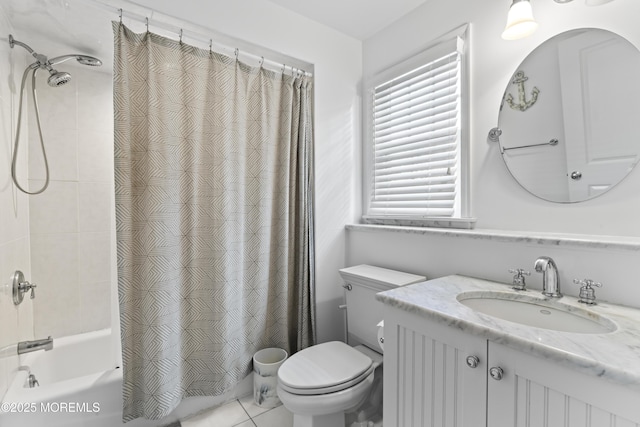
496, 28, 640, 202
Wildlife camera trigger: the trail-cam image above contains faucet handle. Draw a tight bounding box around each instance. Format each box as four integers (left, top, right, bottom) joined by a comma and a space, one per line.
573, 278, 602, 305
19, 281, 36, 298
509, 268, 530, 291
573, 278, 602, 288
12, 271, 37, 305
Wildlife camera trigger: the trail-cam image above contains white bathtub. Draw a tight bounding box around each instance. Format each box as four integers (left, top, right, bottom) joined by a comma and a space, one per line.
1, 329, 122, 427
0, 329, 253, 427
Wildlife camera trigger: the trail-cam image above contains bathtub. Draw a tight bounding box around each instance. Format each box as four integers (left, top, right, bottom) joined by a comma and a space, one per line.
0, 329, 253, 427
0, 329, 123, 427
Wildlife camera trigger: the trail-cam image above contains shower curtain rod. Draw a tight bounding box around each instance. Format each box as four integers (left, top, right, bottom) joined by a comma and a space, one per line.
88, 0, 313, 77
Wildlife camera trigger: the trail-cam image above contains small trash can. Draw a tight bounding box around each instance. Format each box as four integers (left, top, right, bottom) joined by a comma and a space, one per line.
253, 347, 288, 408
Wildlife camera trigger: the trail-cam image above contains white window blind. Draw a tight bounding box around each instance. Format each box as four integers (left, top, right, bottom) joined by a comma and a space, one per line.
369, 38, 462, 217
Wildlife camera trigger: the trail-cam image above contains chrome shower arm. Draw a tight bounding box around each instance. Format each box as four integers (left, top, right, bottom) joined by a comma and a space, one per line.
9, 34, 35, 55
10, 35, 51, 68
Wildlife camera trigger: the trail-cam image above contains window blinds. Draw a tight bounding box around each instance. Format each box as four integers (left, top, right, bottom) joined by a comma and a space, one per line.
370, 41, 461, 217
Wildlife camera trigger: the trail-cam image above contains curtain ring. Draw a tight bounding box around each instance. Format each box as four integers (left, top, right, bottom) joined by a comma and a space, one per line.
179, 29, 183, 44
145, 17, 149, 33
209, 39, 213, 55
118, 8, 122, 25
234, 48, 239, 62
259, 56, 264, 68
281, 64, 286, 74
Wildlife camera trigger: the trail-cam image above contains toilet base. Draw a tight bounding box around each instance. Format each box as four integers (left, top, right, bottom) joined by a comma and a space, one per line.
293, 412, 345, 427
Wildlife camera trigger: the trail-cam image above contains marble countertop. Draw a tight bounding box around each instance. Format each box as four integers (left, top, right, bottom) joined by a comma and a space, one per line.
347, 224, 640, 251
376, 275, 640, 392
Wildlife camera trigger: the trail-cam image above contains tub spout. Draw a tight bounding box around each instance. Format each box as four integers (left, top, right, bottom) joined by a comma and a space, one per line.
17, 336, 53, 354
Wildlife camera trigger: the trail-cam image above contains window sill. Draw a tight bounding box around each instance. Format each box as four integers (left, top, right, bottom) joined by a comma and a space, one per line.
362, 216, 477, 230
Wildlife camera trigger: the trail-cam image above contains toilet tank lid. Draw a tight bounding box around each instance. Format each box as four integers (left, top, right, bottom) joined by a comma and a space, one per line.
339, 265, 426, 290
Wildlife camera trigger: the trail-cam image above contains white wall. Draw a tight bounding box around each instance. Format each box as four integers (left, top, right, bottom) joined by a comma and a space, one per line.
130, 0, 363, 343
352, 0, 640, 308
0, 9, 34, 399
27, 64, 114, 338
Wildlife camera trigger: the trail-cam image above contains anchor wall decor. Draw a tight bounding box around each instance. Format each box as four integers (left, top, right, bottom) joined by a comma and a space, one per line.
505, 70, 539, 112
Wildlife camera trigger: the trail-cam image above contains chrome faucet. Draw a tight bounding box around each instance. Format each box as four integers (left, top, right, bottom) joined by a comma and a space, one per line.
17, 336, 53, 354
534, 256, 562, 298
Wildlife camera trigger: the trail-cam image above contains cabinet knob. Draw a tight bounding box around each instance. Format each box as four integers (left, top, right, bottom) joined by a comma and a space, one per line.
466, 355, 480, 368
489, 366, 504, 381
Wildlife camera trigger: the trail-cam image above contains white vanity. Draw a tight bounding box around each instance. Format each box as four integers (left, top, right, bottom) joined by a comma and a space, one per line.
377, 275, 640, 427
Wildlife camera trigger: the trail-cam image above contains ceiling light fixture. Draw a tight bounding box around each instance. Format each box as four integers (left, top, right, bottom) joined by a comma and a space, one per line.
502, 0, 539, 40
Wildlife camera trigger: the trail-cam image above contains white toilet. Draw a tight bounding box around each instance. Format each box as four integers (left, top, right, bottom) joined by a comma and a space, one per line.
277, 264, 426, 427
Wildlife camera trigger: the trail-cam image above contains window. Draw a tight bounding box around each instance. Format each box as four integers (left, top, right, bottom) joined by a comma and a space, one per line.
364, 26, 469, 225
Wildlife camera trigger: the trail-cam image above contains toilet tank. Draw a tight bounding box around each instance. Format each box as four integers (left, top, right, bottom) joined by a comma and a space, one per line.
339, 265, 426, 351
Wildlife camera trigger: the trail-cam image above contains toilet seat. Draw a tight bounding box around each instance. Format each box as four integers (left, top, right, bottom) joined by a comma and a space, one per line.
279, 364, 374, 395
278, 341, 373, 395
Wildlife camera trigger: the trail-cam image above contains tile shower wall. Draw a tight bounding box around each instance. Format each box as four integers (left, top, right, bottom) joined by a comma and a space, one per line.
0, 11, 34, 399
27, 64, 114, 339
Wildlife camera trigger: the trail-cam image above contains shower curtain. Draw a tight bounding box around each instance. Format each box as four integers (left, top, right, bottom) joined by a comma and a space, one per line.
113, 23, 315, 421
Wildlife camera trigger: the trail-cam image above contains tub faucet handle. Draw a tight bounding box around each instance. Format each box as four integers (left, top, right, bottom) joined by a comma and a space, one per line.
20, 280, 36, 298
12, 270, 37, 305
28, 283, 36, 299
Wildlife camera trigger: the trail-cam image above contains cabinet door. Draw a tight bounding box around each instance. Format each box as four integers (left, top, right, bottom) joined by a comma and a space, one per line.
383, 307, 487, 427
488, 342, 640, 427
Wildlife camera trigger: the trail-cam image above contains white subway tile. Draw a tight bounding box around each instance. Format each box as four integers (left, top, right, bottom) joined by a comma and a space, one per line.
28, 180, 79, 234
31, 233, 80, 338
78, 232, 111, 284
29, 128, 79, 181
78, 183, 112, 233
78, 129, 114, 182
80, 281, 111, 332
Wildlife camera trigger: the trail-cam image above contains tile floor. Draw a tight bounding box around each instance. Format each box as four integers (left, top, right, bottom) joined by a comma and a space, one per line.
181, 394, 293, 427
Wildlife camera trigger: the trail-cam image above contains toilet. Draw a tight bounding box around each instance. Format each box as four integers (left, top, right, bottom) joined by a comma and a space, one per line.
277, 264, 426, 427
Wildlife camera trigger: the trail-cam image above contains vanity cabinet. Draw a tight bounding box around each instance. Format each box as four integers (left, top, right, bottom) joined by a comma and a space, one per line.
383, 306, 640, 427
383, 307, 487, 426
488, 342, 640, 427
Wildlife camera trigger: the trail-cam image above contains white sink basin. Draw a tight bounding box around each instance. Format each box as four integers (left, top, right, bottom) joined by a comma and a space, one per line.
457, 291, 617, 334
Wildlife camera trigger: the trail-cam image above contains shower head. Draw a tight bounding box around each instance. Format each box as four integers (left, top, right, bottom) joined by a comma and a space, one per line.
49, 54, 102, 67
75, 55, 102, 67
47, 70, 71, 87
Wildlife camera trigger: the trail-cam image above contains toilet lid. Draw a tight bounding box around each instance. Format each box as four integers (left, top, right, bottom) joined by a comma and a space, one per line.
278, 341, 373, 394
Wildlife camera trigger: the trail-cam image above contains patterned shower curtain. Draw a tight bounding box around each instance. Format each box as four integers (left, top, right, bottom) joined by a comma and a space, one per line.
113, 23, 315, 421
